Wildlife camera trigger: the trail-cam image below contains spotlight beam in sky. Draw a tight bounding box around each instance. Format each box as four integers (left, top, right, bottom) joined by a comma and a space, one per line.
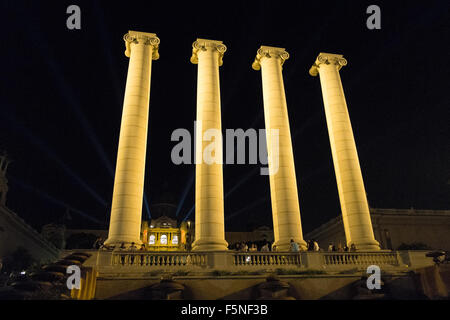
181, 113, 321, 221
224, 167, 259, 199
44, 56, 115, 177
22, 19, 115, 177
182, 205, 195, 222
175, 170, 194, 217
143, 192, 151, 220
4, 111, 108, 207
93, 1, 123, 108
9, 176, 104, 226
225, 197, 268, 222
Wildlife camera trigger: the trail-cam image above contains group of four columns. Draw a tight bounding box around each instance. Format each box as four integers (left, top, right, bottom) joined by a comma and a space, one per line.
104, 30, 380, 252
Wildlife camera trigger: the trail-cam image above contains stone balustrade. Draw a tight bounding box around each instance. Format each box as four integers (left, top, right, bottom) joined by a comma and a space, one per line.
233, 252, 303, 267
111, 251, 208, 267
322, 252, 399, 267
95, 250, 432, 272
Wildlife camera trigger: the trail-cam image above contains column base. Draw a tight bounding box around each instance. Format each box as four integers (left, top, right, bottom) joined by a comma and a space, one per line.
349, 239, 381, 251
273, 239, 308, 252
191, 238, 228, 251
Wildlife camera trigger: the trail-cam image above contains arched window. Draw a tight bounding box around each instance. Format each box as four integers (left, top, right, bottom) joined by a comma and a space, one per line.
160, 234, 167, 245
172, 235, 178, 245
149, 234, 155, 245
384, 229, 393, 250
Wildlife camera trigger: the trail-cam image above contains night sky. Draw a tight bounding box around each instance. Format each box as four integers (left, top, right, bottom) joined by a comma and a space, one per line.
1, 1, 449, 233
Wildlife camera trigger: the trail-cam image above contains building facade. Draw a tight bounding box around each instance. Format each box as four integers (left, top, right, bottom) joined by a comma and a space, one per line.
0, 152, 60, 265
305, 208, 450, 251
141, 216, 194, 251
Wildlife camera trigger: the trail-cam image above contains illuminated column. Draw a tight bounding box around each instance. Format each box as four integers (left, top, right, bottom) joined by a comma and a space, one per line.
310, 53, 380, 251
104, 31, 160, 247
253, 46, 307, 251
190, 39, 228, 251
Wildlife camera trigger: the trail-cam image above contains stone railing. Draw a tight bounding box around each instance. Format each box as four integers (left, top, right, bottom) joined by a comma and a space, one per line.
233, 252, 303, 267
322, 252, 399, 267
145, 245, 182, 252
111, 251, 208, 267
94, 250, 432, 272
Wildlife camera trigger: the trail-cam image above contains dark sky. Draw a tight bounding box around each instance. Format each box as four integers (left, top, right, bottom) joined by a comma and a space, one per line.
0, 1, 449, 233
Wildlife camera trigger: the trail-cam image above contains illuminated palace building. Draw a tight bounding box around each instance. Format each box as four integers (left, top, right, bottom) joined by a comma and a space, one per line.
141, 217, 193, 252
139, 191, 194, 251
138, 194, 270, 251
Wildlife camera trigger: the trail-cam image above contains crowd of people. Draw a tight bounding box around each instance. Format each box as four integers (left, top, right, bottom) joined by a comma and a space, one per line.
94, 239, 147, 251
300, 240, 357, 252
229, 240, 272, 252
325, 242, 357, 252
94, 237, 358, 252
230, 239, 358, 252
288, 239, 321, 252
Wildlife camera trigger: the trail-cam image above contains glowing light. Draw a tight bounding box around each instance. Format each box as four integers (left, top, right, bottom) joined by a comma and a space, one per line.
175, 171, 194, 217
143, 193, 151, 219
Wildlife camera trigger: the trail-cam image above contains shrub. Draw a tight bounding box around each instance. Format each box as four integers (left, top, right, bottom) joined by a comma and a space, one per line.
397, 242, 432, 250
65, 232, 98, 249
275, 268, 326, 275
233, 270, 264, 275
338, 268, 359, 274
2, 247, 36, 273
211, 270, 232, 276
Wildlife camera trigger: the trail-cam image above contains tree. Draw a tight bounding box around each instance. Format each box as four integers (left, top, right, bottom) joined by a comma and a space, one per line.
65, 232, 98, 249
2, 246, 36, 273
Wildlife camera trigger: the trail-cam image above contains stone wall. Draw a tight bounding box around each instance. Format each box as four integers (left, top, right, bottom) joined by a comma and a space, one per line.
94, 273, 423, 300
83, 249, 435, 299
0, 206, 60, 264
306, 208, 450, 251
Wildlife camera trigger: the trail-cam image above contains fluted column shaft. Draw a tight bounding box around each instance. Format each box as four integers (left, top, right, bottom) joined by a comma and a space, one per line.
105, 31, 159, 247
190, 39, 228, 251
253, 46, 307, 251
310, 53, 380, 251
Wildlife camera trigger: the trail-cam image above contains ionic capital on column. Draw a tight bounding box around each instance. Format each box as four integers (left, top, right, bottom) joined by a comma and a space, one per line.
309, 52, 347, 76
252, 46, 289, 71
123, 30, 160, 59
190, 38, 227, 66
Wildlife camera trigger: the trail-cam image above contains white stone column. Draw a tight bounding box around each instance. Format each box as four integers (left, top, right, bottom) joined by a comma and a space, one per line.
104, 31, 160, 247
310, 52, 380, 251
190, 39, 228, 251
252, 46, 307, 251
